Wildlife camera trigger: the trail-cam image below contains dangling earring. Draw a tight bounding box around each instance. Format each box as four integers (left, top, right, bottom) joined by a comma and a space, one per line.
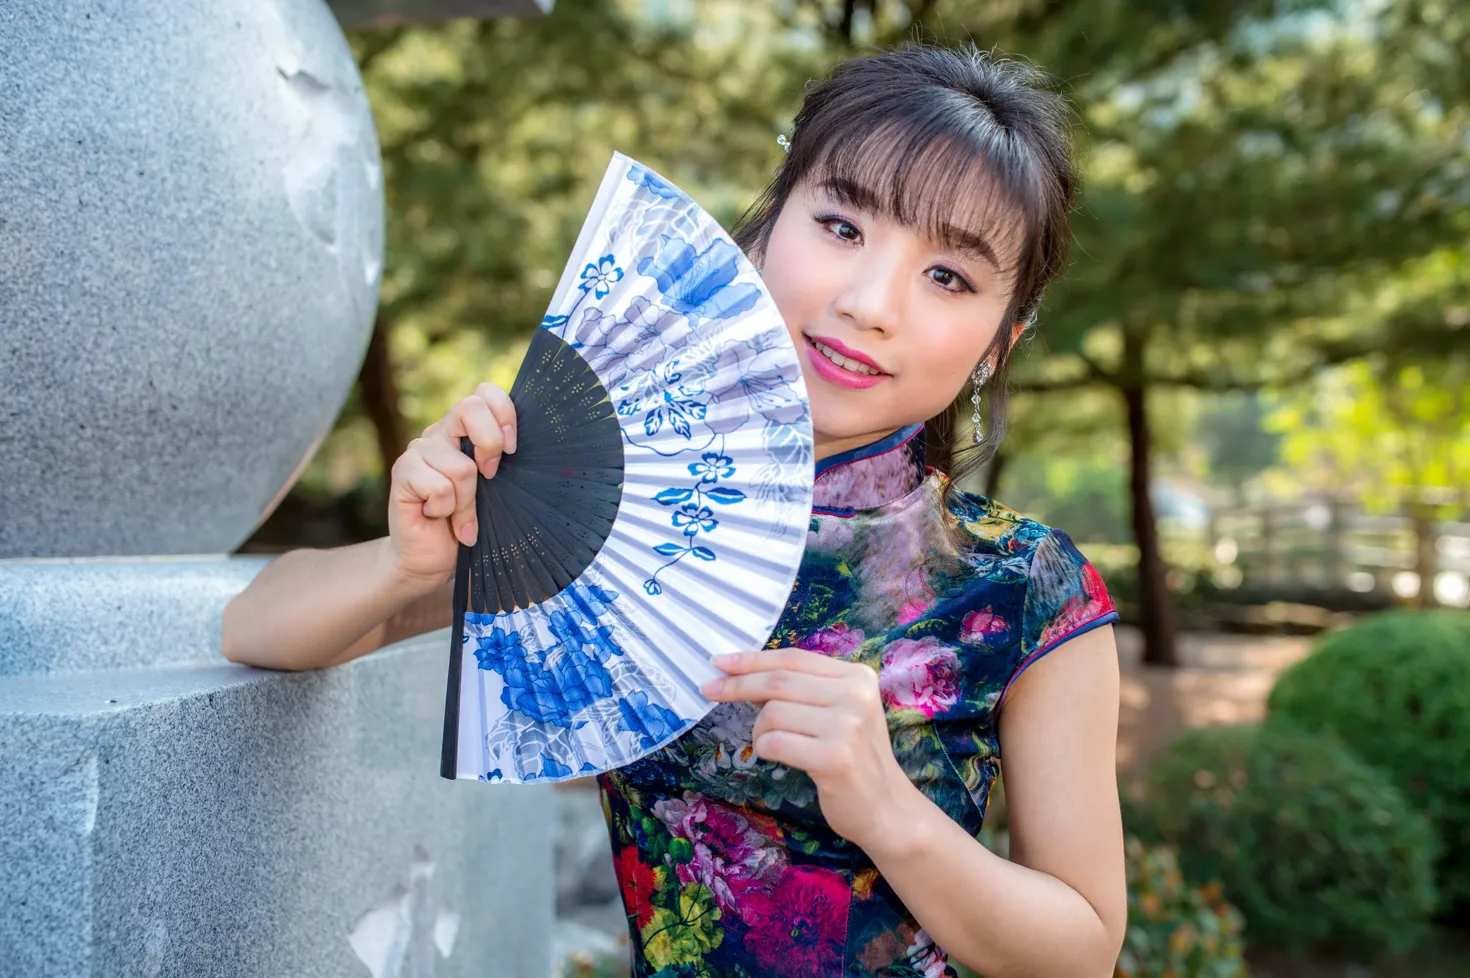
776, 134, 791, 154
970, 362, 992, 444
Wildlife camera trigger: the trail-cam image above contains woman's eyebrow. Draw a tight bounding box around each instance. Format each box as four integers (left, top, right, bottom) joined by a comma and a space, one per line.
814, 176, 1000, 271
816, 176, 880, 213
936, 223, 1001, 270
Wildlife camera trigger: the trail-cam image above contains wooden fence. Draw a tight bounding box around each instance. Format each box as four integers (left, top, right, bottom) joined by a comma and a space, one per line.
1206, 500, 1470, 608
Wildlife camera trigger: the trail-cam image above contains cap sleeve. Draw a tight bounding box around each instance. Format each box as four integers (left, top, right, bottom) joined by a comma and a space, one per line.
999, 528, 1119, 709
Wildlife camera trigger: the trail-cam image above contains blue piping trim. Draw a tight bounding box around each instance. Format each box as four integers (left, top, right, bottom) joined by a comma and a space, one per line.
996, 612, 1121, 712
813, 423, 924, 481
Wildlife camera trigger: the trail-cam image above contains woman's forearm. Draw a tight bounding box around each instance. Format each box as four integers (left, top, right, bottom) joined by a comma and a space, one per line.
221, 537, 449, 672
865, 786, 1117, 978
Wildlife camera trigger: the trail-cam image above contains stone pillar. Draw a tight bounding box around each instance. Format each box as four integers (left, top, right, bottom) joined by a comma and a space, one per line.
0, 2, 556, 975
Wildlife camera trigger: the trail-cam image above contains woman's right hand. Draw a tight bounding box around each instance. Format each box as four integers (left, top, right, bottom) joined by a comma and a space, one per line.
385, 382, 518, 591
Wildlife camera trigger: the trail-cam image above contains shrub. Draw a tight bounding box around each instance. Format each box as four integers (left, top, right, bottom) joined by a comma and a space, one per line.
1267, 609, 1470, 909
1115, 837, 1248, 978
1133, 722, 1439, 959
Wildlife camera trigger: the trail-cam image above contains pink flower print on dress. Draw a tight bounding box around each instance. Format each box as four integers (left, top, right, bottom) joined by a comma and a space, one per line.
879, 636, 961, 718
960, 606, 1009, 645
651, 792, 785, 914
740, 865, 850, 976
895, 567, 936, 625
796, 622, 866, 658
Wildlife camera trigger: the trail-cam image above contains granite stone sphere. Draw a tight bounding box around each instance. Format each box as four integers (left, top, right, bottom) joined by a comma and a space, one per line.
0, 1, 384, 558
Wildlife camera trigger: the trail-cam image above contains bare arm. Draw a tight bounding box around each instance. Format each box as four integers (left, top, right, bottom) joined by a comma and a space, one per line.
863, 625, 1127, 977
221, 537, 453, 672
222, 382, 519, 673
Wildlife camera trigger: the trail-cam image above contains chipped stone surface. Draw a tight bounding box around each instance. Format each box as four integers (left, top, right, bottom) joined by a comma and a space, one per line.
0, 0, 383, 557
0, 626, 554, 977
348, 846, 465, 978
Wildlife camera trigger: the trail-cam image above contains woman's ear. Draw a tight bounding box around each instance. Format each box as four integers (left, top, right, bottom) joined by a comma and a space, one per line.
1006, 317, 1028, 352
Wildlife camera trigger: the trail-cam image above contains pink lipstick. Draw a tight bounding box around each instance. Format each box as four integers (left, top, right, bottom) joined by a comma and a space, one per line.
803, 334, 889, 390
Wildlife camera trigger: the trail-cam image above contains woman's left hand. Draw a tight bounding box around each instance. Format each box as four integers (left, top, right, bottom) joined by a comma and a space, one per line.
699, 647, 916, 849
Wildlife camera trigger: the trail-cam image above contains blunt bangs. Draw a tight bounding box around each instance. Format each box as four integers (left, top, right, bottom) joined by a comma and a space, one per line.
802, 101, 1049, 283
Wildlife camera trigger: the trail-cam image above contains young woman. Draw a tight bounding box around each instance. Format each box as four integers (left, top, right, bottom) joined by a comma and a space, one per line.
225, 43, 1126, 978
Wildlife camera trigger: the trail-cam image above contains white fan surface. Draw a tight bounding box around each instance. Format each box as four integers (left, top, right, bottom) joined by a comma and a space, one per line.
451, 152, 813, 784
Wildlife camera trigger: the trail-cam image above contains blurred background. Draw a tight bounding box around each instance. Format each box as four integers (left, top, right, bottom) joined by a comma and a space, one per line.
240, 1, 1469, 975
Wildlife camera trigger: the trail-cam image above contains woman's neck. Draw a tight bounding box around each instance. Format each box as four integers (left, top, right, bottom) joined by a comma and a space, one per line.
812, 426, 903, 463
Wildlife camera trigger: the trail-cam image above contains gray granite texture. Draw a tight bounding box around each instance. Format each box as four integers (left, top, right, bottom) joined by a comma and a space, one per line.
0, 628, 554, 978
0, 556, 273, 676
0, 0, 384, 558
328, 0, 554, 28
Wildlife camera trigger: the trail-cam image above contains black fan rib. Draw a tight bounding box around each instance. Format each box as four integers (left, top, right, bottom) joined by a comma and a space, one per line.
441, 326, 625, 779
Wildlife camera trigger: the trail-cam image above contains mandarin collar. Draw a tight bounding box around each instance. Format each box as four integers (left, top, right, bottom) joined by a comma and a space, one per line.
811, 423, 927, 515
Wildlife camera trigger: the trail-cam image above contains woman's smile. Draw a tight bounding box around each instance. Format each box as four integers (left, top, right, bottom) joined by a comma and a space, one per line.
803, 333, 890, 390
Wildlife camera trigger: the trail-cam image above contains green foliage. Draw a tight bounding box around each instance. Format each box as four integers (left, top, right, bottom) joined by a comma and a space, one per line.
1115, 837, 1249, 978
301, 0, 827, 505
1132, 722, 1439, 959
1267, 610, 1470, 909
266, 0, 1470, 603
1264, 355, 1470, 517
1197, 392, 1280, 496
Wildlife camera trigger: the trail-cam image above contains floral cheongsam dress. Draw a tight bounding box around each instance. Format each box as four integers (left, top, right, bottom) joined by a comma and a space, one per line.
598, 423, 1119, 978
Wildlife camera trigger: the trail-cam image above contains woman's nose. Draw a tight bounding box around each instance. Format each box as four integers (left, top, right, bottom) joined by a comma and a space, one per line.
831, 251, 906, 335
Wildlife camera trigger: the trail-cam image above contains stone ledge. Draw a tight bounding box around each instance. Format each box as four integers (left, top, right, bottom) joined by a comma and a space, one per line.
0, 556, 271, 676
0, 631, 553, 978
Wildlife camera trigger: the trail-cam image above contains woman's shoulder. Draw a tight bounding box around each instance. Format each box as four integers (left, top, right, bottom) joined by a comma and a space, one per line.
940, 486, 1119, 657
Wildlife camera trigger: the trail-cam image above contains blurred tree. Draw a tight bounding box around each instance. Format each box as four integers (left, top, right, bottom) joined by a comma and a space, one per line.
863, 0, 1470, 664
253, 0, 1470, 671
1197, 392, 1280, 502
1266, 351, 1470, 608
248, 0, 829, 547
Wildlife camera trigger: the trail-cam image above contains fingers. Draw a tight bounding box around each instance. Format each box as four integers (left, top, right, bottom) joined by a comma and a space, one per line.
425, 384, 516, 479
711, 647, 854, 678
700, 664, 842, 705
416, 436, 480, 545
392, 445, 457, 527
749, 730, 829, 771
392, 434, 479, 545
474, 383, 518, 456
752, 700, 840, 741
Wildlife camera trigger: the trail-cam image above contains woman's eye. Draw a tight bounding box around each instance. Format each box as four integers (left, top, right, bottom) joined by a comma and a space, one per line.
929, 267, 973, 293
817, 215, 861, 243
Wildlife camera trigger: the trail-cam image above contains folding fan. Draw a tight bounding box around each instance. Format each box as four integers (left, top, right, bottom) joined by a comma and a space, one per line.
440, 152, 814, 784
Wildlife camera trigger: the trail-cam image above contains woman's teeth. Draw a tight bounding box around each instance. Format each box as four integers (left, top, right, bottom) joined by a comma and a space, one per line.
810, 339, 881, 376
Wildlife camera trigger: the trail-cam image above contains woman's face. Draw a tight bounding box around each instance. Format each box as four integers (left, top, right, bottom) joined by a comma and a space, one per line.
759, 175, 1020, 459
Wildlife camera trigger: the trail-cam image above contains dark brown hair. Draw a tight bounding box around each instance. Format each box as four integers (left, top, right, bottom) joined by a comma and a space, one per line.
732, 42, 1078, 501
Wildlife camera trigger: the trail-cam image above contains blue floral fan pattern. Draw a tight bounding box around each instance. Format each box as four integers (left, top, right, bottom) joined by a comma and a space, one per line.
443, 152, 813, 784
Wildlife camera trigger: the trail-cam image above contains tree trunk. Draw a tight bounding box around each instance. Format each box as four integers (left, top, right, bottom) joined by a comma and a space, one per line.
357, 314, 408, 495
839, 0, 859, 41
1410, 498, 1439, 609
1121, 330, 1178, 666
